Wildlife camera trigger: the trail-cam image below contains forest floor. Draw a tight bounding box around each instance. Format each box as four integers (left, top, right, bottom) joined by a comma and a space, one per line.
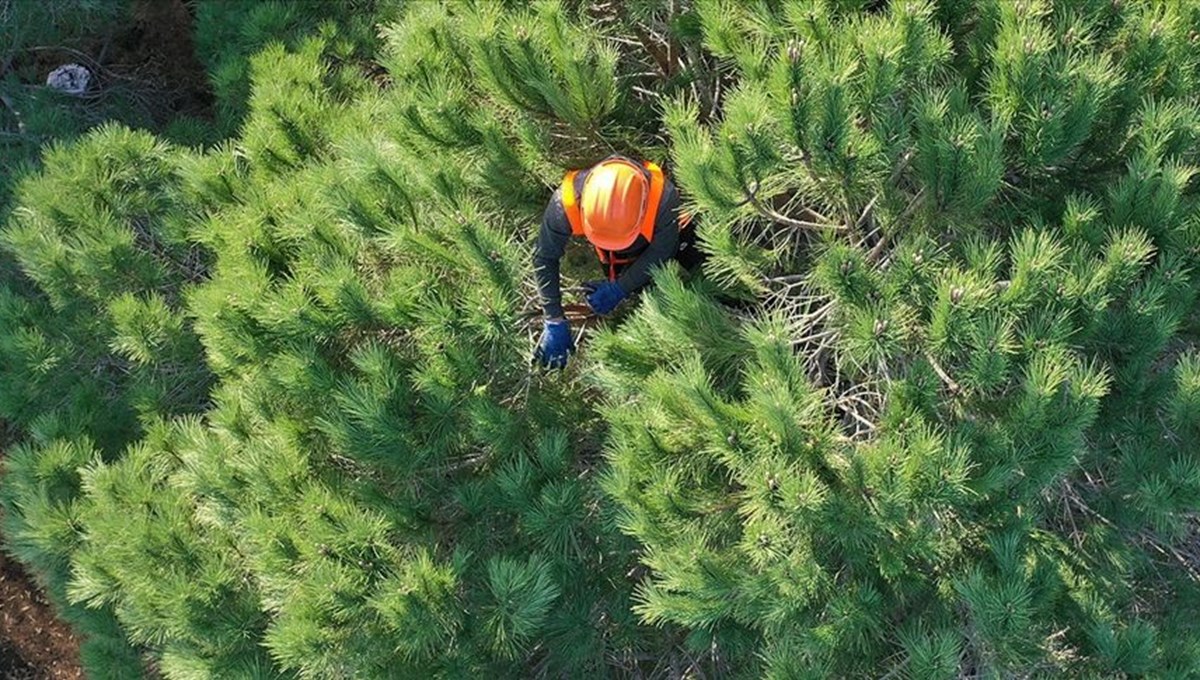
13, 0, 214, 128
0, 1, 212, 677
0, 550, 83, 680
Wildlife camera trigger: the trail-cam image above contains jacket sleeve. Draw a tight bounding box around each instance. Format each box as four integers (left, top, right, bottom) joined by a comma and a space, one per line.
616, 180, 681, 295
534, 188, 572, 318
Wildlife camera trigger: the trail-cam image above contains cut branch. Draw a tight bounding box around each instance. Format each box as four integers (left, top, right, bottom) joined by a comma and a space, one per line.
630, 23, 673, 78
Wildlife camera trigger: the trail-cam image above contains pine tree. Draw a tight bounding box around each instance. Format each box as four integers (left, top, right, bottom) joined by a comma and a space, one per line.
0, 125, 211, 447
190, 0, 403, 137
597, 1, 1200, 676
1, 1, 1198, 679
4, 11, 669, 675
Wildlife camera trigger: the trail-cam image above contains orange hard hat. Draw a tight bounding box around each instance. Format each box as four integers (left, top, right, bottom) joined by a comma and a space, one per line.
580, 158, 648, 251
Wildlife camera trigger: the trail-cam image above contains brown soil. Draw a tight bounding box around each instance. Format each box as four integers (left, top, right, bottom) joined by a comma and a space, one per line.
0, 551, 84, 680
116, 0, 215, 122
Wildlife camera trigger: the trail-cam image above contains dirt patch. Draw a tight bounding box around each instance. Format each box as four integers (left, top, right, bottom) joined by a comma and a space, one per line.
0, 641, 38, 680
0, 548, 84, 680
5, 0, 214, 129
114, 0, 215, 122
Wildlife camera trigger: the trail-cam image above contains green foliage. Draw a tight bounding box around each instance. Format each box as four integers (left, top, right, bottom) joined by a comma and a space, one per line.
191, 0, 402, 137
0, 0, 126, 59
0, 1, 131, 209
2, 1, 1199, 678
376, 0, 655, 214
599, 1, 1200, 676
0, 125, 210, 449
482, 556, 560, 660
4, 17, 660, 675
0, 421, 144, 675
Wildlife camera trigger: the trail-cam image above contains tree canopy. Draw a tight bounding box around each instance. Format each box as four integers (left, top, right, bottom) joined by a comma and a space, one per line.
1, 1, 1198, 677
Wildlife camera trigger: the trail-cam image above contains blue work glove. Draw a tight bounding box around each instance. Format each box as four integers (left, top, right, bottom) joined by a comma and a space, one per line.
583, 280, 626, 316
534, 319, 574, 369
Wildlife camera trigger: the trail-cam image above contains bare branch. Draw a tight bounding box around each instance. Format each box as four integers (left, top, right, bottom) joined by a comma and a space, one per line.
868, 187, 926, 263
743, 180, 846, 232
924, 350, 962, 395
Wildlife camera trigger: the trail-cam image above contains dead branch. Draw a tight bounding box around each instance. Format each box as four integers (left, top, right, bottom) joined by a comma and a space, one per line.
924, 350, 962, 395
868, 187, 925, 263
630, 23, 674, 79
742, 180, 846, 232
1060, 479, 1200, 582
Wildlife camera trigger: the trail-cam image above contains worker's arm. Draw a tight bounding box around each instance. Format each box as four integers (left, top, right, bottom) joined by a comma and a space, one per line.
616, 180, 682, 295
534, 188, 573, 318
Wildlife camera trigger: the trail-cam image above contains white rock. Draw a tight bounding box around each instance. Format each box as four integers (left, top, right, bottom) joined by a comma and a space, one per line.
46, 64, 91, 95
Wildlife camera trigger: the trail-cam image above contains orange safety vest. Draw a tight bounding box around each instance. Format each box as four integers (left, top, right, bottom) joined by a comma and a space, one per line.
560, 160, 690, 281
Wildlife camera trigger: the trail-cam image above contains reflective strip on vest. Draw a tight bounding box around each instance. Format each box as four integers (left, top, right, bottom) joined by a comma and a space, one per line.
562, 170, 584, 236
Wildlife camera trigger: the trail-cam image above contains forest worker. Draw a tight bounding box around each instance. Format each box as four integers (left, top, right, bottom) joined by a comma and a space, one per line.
533, 154, 701, 369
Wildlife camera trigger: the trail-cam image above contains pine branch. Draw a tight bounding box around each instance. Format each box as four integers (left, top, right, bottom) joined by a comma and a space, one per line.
867, 187, 925, 264
680, 35, 719, 123
741, 179, 845, 232
859, 142, 924, 252
630, 85, 662, 100
517, 303, 598, 324
853, 149, 915, 240
839, 398, 878, 437
924, 350, 962, 395
629, 22, 673, 79
1061, 479, 1200, 582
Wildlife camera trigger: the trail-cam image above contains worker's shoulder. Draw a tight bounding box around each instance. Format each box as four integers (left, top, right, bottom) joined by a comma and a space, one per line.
541, 188, 572, 232
658, 175, 681, 206
662, 172, 679, 193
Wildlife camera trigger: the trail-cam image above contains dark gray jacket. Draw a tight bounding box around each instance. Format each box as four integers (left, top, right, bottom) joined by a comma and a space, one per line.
534, 168, 683, 318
